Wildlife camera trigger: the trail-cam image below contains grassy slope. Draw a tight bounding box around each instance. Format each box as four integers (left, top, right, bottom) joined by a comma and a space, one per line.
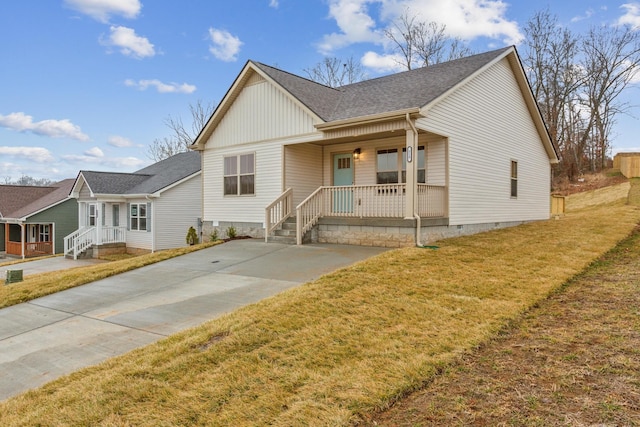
0, 183, 638, 426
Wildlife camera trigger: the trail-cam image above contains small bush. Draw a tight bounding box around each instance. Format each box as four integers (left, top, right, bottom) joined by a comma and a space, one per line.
226, 226, 237, 239
210, 229, 219, 242
186, 226, 199, 245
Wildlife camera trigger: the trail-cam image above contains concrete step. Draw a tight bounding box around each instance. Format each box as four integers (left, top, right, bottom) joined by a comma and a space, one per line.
274, 228, 296, 237
267, 235, 296, 245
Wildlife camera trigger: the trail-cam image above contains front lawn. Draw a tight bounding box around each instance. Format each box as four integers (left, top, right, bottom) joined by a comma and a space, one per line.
1, 183, 638, 426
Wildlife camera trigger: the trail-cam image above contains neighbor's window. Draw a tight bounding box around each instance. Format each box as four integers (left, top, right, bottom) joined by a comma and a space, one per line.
130, 203, 147, 231
88, 204, 97, 226
511, 160, 518, 198
39, 225, 50, 242
224, 153, 255, 195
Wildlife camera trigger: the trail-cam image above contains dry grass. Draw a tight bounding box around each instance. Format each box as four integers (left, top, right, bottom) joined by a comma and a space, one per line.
1, 186, 638, 426
0, 241, 221, 309
370, 216, 640, 426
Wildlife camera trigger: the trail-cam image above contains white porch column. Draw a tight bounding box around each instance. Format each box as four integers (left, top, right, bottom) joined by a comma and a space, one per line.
95, 203, 102, 245
404, 119, 418, 219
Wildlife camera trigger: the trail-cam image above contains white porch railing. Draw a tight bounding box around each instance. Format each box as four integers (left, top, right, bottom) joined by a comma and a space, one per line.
295, 184, 447, 245
64, 226, 127, 259
264, 188, 293, 242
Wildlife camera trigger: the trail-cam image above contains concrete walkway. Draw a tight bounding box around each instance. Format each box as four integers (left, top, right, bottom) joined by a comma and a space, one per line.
0, 239, 387, 401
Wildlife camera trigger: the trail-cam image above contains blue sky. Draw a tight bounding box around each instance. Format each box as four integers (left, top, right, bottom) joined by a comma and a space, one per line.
1, 0, 639, 182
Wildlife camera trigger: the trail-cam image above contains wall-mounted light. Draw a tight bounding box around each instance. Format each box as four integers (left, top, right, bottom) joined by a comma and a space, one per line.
353, 148, 361, 160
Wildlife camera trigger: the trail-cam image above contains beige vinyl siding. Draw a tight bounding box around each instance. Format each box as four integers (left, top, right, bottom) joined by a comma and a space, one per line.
418, 57, 550, 225
154, 174, 202, 250
79, 182, 92, 198
322, 136, 408, 186
125, 198, 152, 250
203, 140, 283, 225
209, 79, 318, 149
284, 144, 323, 207
426, 138, 446, 186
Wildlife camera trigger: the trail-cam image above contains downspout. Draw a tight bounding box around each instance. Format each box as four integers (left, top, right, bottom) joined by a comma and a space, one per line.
405, 113, 422, 247
145, 195, 155, 253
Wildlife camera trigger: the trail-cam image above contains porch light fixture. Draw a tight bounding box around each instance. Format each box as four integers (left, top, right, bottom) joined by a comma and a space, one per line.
353, 148, 361, 160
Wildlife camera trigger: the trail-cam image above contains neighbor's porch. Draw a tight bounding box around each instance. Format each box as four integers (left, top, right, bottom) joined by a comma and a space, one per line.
64, 201, 127, 259
4, 222, 54, 258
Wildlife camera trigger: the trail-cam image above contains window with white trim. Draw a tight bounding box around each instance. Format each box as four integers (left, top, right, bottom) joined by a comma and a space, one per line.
376, 146, 426, 184
39, 225, 50, 242
511, 160, 518, 198
130, 203, 147, 231
224, 153, 255, 195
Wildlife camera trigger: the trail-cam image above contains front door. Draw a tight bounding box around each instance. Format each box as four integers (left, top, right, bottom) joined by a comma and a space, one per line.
333, 153, 354, 213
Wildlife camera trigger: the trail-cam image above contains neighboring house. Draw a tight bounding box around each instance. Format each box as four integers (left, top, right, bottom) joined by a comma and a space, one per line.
190, 46, 558, 247
0, 180, 78, 258
65, 151, 202, 259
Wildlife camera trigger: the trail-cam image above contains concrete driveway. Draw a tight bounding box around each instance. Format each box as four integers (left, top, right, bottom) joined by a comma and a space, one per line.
0, 239, 387, 401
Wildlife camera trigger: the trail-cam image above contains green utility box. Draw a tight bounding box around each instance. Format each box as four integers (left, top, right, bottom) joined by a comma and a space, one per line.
5, 269, 23, 285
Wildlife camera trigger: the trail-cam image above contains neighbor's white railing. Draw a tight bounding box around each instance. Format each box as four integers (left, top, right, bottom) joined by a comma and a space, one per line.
264, 188, 293, 242
64, 226, 127, 259
101, 226, 127, 244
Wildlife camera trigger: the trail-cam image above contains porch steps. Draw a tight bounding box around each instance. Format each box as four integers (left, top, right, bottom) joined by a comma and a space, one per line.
267, 217, 297, 245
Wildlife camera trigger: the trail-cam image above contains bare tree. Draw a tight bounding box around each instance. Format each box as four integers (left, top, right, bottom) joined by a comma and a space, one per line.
147, 99, 215, 162
384, 10, 473, 70
579, 24, 640, 170
3, 175, 54, 186
304, 56, 367, 88
522, 9, 584, 180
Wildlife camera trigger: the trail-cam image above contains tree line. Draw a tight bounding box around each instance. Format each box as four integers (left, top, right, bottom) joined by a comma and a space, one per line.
153, 8, 640, 182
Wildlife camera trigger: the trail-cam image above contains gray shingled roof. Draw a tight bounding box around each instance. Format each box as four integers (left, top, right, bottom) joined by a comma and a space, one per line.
0, 179, 75, 219
253, 46, 511, 122
80, 150, 201, 196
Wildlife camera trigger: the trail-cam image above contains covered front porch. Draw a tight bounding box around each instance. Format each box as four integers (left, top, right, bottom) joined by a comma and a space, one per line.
3, 223, 54, 258
64, 201, 127, 259
266, 115, 449, 246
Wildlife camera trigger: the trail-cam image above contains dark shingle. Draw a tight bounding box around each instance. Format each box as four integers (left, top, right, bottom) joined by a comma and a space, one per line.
254, 47, 511, 122
1, 179, 75, 219
80, 151, 201, 196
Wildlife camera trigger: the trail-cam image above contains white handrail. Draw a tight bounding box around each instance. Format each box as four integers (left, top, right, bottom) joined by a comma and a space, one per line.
264, 188, 293, 242
64, 226, 127, 259
295, 186, 325, 245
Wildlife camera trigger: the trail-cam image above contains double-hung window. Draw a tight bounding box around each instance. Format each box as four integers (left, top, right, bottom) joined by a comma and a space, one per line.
377, 146, 426, 184
130, 203, 147, 231
39, 225, 50, 242
224, 153, 255, 195
376, 149, 399, 184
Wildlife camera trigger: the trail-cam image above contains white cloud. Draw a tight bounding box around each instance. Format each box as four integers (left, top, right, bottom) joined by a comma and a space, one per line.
319, 0, 523, 54
64, 0, 141, 23
208, 28, 243, 62
619, 3, 640, 28
269, 0, 279, 7
85, 147, 104, 157
0, 112, 90, 141
318, 0, 380, 54
571, 8, 594, 23
0, 146, 55, 163
108, 135, 133, 147
361, 51, 405, 73
124, 79, 196, 94
61, 153, 146, 169
102, 26, 155, 59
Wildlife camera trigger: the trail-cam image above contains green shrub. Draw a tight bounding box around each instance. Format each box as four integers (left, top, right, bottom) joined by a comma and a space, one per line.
186, 226, 199, 245
226, 226, 237, 239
